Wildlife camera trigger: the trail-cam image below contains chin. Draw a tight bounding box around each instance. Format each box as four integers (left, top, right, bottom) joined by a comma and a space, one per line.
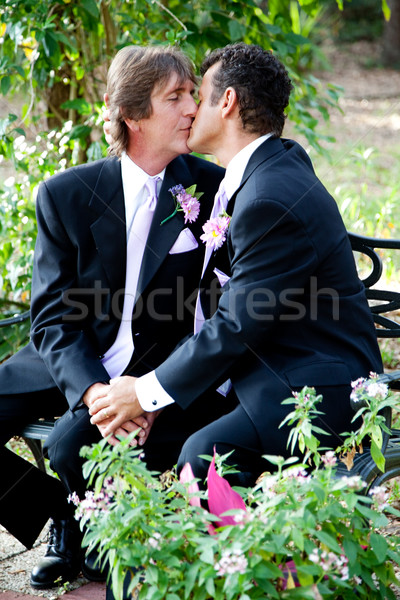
187, 137, 200, 153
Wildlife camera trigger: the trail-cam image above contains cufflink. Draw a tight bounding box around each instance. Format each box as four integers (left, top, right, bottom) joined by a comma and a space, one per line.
152, 400, 158, 406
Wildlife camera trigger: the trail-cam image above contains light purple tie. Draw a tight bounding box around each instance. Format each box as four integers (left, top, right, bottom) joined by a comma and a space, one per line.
194, 179, 228, 334
101, 177, 160, 378
194, 180, 232, 396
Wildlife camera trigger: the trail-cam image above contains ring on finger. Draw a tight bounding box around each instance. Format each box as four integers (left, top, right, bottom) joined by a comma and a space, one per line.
102, 408, 110, 419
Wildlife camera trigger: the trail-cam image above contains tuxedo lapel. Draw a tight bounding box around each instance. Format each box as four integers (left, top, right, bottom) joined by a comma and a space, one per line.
135, 156, 193, 299
198, 138, 285, 297
89, 158, 127, 294
232, 137, 285, 201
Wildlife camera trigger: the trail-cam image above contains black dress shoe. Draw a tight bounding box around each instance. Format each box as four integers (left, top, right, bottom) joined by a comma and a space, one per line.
30, 518, 82, 589
81, 547, 108, 582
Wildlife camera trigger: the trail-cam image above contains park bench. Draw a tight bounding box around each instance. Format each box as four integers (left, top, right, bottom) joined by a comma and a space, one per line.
1, 231, 400, 486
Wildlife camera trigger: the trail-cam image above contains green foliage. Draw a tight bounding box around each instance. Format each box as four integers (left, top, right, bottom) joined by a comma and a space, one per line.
326, 0, 385, 42
0, 301, 30, 362
74, 384, 400, 599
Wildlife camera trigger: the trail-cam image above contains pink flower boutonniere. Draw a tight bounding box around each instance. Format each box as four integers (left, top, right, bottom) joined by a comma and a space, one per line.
161, 184, 203, 225
200, 210, 231, 251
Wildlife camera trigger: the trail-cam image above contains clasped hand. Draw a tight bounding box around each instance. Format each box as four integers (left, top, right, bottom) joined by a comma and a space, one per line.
83, 376, 154, 446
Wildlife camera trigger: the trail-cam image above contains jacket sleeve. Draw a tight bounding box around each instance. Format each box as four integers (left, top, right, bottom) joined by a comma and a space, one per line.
154, 195, 317, 408
30, 181, 110, 409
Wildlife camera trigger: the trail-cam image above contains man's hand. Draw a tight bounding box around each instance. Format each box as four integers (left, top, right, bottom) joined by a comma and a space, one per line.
88, 376, 152, 441
83, 380, 150, 446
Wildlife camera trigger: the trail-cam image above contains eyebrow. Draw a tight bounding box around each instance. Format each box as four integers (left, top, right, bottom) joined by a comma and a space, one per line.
164, 82, 196, 96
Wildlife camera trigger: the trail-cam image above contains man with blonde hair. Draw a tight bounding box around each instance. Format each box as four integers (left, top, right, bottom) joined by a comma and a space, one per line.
0, 44, 233, 589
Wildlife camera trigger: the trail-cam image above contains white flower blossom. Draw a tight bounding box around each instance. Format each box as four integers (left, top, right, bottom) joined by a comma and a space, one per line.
321, 451, 337, 467
370, 485, 390, 510
215, 548, 248, 576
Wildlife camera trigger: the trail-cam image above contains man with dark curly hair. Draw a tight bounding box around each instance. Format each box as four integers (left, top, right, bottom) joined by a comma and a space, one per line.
91, 42, 382, 494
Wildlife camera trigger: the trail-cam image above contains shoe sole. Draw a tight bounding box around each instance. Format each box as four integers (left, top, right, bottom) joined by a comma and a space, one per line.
30, 569, 81, 589
81, 562, 107, 582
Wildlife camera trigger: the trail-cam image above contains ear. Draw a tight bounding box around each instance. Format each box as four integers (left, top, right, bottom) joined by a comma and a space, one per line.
221, 87, 238, 119
104, 92, 110, 109
124, 117, 140, 133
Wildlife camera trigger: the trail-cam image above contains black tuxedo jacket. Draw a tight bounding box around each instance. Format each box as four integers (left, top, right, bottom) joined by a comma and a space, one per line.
155, 137, 383, 448
1, 154, 224, 409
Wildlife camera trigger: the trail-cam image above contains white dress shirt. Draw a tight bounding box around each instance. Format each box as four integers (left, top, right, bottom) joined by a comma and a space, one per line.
136, 134, 272, 411
100, 152, 164, 379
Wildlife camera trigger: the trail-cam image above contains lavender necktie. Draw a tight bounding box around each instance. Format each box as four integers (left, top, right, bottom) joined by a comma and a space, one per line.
101, 176, 160, 378
194, 180, 228, 334
194, 179, 232, 396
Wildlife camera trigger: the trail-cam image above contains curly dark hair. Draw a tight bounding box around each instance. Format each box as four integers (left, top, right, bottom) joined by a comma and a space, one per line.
200, 43, 293, 137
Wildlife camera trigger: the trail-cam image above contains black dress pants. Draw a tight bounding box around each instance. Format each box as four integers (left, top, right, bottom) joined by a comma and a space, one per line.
45, 388, 240, 497
0, 387, 71, 548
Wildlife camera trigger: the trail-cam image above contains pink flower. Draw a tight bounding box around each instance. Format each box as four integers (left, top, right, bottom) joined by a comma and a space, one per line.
162, 184, 203, 225
321, 451, 337, 467
180, 197, 201, 224
207, 452, 246, 528
179, 462, 201, 507
180, 450, 247, 534
200, 215, 231, 251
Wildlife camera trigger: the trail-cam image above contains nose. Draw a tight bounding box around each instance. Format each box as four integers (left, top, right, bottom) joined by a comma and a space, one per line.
184, 94, 198, 118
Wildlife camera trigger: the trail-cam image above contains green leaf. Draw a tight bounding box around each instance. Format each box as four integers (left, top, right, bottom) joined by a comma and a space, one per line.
342, 537, 360, 565
68, 125, 92, 140
42, 30, 59, 60
253, 561, 283, 579
228, 20, 245, 41
205, 577, 215, 597
291, 525, 305, 551
370, 440, 385, 473
1, 76, 11, 96
184, 563, 199, 599
382, 0, 391, 20
370, 532, 388, 560
81, 0, 100, 18
87, 141, 103, 163
199, 545, 214, 565
371, 424, 383, 448
61, 99, 92, 115
315, 530, 343, 554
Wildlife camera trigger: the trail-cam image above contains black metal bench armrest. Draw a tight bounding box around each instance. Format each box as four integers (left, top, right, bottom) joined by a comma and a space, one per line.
0, 310, 30, 327
377, 369, 400, 390
348, 232, 400, 337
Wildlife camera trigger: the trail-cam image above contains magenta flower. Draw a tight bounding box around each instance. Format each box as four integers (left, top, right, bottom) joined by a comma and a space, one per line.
180, 450, 246, 533
200, 215, 231, 251
207, 453, 246, 528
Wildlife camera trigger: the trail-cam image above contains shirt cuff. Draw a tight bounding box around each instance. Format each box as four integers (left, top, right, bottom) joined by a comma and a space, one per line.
136, 371, 175, 412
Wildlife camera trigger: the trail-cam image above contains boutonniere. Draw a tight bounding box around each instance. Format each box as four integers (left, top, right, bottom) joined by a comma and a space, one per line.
160, 184, 203, 225
200, 209, 231, 251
